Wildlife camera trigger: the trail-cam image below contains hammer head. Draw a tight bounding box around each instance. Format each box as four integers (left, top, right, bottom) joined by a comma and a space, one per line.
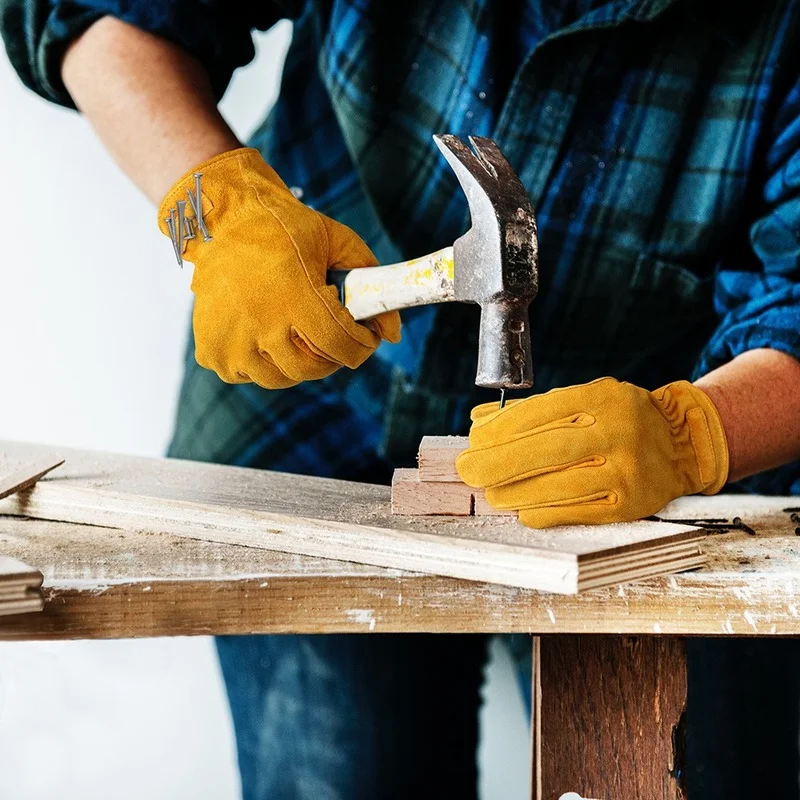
434, 134, 538, 390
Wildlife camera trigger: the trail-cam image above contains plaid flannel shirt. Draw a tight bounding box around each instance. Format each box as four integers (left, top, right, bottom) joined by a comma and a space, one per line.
3, 0, 800, 493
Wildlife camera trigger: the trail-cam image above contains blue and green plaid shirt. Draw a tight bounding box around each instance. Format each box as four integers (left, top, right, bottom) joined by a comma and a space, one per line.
3, 0, 800, 492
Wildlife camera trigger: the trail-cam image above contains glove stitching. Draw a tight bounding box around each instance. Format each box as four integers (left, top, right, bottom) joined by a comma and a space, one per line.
290, 327, 344, 365
492, 489, 617, 512
158, 148, 249, 227
468, 412, 596, 451
488, 454, 606, 489
240, 162, 379, 355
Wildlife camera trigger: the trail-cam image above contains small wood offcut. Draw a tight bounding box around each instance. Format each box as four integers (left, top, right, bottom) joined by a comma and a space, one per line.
392, 435, 510, 516
0, 457, 62, 616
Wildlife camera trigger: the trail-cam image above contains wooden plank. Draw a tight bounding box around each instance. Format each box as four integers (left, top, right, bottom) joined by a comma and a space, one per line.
0, 481, 704, 595
391, 468, 513, 516
0, 556, 43, 617
0, 494, 798, 639
533, 635, 687, 800
391, 468, 473, 515
0, 441, 705, 595
418, 435, 466, 482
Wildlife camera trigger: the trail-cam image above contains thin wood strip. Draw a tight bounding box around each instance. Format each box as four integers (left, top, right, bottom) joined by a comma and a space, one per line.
578, 555, 707, 592
0, 556, 44, 617
0, 596, 45, 618
0, 458, 64, 501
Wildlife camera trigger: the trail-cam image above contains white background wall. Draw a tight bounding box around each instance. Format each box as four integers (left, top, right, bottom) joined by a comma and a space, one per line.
0, 21, 529, 799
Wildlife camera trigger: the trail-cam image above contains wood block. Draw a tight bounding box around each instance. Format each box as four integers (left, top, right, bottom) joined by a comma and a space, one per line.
391, 468, 515, 517
391, 468, 473, 515
417, 436, 467, 482
533, 635, 687, 799
472, 491, 513, 516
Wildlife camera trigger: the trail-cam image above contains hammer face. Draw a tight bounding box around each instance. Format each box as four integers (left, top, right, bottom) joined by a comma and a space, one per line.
435, 135, 538, 389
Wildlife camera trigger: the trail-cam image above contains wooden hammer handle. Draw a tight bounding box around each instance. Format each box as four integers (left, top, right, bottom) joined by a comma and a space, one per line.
328, 246, 455, 321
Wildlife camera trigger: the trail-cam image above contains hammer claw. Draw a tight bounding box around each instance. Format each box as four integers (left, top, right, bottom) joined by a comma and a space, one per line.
467, 136, 524, 187
433, 133, 539, 390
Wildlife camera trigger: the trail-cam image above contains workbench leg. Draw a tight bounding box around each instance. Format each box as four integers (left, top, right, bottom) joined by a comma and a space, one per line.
530, 635, 687, 800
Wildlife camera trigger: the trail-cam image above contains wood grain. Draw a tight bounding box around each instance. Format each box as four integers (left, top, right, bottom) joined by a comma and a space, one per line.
392, 467, 473, 515
417, 436, 466, 482
0, 556, 43, 617
0, 492, 798, 639
534, 635, 687, 800
391, 468, 513, 516
0, 442, 704, 595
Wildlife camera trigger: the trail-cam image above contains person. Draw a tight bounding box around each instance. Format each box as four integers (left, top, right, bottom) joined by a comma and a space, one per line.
3, 1, 800, 797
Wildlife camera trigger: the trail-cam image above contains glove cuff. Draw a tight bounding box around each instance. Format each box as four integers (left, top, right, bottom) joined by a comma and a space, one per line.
661, 380, 730, 496
156, 148, 293, 261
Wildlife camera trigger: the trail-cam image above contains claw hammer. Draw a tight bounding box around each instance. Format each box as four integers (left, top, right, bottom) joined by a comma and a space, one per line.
328, 135, 539, 391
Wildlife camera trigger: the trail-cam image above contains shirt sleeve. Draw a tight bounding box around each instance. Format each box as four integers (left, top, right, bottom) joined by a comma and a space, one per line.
0, 0, 304, 108
694, 76, 800, 495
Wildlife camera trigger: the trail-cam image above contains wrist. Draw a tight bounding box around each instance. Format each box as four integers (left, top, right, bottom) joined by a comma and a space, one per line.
654, 380, 730, 495
157, 148, 296, 264
685, 382, 730, 494
153, 130, 243, 202
692, 380, 736, 484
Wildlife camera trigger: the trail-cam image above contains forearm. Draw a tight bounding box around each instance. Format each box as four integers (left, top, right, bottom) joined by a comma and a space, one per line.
695, 348, 800, 483
62, 16, 241, 204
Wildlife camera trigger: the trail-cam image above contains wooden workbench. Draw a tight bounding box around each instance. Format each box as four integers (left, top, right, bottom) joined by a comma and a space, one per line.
0, 445, 797, 799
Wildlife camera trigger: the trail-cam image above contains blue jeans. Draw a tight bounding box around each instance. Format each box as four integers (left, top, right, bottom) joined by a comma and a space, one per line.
216, 633, 532, 800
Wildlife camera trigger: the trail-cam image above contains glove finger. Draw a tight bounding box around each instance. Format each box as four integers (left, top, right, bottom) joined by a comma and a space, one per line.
265, 336, 341, 383
318, 216, 400, 350
469, 377, 619, 442
470, 398, 526, 422
193, 327, 257, 386
456, 416, 600, 487
320, 215, 379, 270
518, 502, 625, 529
238, 349, 299, 390
302, 284, 382, 368
290, 326, 345, 365
486, 464, 613, 510
369, 310, 402, 344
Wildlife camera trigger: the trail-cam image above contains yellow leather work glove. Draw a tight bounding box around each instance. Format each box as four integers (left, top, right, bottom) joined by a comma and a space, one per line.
158, 148, 401, 388
456, 377, 729, 528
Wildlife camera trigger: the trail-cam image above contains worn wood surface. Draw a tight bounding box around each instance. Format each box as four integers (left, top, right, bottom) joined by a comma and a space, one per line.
0, 555, 43, 616
533, 635, 687, 800
0, 477, 797, 638
0, 442, 704, 594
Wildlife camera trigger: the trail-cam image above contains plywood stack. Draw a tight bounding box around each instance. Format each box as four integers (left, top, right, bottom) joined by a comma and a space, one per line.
0, 557, 43, 616
0, 457, 62, 616
392, 435, 513, 516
